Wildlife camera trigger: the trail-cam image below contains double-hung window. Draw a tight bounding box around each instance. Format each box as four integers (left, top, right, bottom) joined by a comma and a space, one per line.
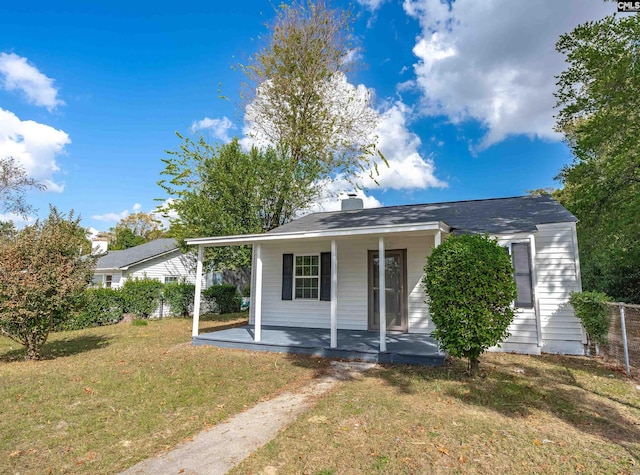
506, 242, 534, 308
294, 255, 319, 299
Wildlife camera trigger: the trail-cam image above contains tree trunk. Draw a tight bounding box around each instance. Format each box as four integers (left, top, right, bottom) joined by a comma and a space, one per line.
468, 357, 479, 377
26, 337, 40, 360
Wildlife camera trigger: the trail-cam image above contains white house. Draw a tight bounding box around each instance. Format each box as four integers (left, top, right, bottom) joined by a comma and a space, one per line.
186, 195, 585, 359
93, 238, 199, 288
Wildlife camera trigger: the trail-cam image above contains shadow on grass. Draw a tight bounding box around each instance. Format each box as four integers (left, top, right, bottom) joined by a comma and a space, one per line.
0, 334, 111, 362
365, 354, 640, 460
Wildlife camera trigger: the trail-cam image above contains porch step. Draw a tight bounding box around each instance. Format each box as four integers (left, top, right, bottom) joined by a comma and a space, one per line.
192, 335, 445, 366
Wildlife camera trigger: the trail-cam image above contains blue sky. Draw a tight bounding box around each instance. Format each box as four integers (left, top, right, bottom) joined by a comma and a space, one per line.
0, 0, 617, 233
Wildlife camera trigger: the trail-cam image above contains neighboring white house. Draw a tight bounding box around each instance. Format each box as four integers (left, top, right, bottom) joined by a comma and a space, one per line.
93, 238, 202, 289
186, 195, 585, 356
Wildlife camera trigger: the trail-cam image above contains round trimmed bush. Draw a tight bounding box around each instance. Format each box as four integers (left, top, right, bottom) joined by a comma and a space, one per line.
423, 233, 517, 375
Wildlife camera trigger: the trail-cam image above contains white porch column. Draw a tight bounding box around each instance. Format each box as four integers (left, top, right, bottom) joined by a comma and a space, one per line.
434, 230, 442, 248
378, 237, 387, 352
192, 244, 204, 337
330, 239, 338, 348
254, 244, 263, 342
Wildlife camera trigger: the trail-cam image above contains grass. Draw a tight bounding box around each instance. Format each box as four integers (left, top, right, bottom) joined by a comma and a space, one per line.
0, 313, 330, 474
232, 353, 640, 475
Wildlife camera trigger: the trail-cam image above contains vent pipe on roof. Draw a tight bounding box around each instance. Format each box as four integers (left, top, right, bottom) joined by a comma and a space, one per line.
341, 193, 363, 211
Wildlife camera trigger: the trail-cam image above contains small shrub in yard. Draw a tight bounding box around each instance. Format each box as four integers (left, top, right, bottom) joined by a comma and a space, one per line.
423, 233, 517, 376
121, 277, 163, 318
203, 284, 241, 314
163, 282, 195, 317
58, 287, 123, 331
569, 291, 610, 345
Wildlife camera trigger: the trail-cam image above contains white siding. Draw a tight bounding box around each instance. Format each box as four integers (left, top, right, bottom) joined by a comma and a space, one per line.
535, 224, 584, 355
125, 251, 198, 285
93, 272, 123, 288
250, 233, 435, 332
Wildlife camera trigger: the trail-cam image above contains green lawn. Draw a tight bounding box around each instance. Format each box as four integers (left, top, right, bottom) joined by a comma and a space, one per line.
0, 314, 329, 474
233, 353, 640, 475
3, 317, 639, 475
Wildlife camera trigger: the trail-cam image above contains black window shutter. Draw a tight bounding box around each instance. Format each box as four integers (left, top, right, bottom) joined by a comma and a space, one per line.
282, 254, 293, 300
511, 243, 534, 308
320, 252, 331, 301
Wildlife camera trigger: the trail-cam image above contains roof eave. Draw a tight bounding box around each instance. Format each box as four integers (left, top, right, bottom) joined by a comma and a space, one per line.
185, 221, 451, 248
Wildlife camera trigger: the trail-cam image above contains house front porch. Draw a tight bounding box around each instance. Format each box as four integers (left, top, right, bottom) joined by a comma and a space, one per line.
193, 325, 445, 366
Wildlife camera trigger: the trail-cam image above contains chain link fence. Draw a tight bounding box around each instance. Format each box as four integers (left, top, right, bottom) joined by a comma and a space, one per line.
600, 303, 640, 376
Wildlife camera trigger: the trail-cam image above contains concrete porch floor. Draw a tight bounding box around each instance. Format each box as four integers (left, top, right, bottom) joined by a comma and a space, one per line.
193, 325, 445, 366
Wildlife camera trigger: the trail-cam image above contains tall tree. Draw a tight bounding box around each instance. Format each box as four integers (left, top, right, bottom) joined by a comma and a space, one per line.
554, 12, 640, 301
241, 0, 384, 225
109, 212, 165, 250
0, 208, 96, 359
0, 156, 45, 217
159, 137, 317, 269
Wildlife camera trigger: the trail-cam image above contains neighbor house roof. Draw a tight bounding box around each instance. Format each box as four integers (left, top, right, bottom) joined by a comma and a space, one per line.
95, 238, 179, 271
268, 195, 576, 236
185, 195, 576, 248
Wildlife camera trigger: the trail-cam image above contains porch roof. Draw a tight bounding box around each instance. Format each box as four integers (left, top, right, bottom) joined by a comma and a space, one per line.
184, 220, 448, 247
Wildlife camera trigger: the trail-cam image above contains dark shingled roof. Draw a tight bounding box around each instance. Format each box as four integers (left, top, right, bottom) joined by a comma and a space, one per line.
269, 195, 576, 235
96, 238, 179, 270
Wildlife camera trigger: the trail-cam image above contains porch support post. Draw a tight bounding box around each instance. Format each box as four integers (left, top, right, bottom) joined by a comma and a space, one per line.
192, 244, 204, 337
330, 239, 338, 348
378, 236, 387, 352
434, 230, 442, 248
254, 244, 263, 342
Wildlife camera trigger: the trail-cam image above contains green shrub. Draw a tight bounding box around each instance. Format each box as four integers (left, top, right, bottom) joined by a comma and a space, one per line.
242, 283, 251, 298
121, 277, 163, 318
56, 287, 123, 331
163, 282, 195, 317
203, 284, 241, 314
569, 291, 610, 345
423, 234, 517, 375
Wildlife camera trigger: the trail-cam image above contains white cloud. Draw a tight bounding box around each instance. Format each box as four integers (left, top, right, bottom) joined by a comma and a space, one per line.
0, 107, 69, 192
0, 52, 64, 111
402, 0, 613, 150
91, 202, 174, 229
91, 202, 141, 223
190, 116, 235, 142
361, 101, 447, 190
0, 212, 35, 227
356, 0, 387, 12
91, 210, 130, 223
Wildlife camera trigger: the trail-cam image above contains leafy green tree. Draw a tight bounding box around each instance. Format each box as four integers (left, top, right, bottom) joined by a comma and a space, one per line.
0, 156, 45, 217
0, 208, 96, 359
159, 137, 317, 269
240, 0, 384, 223
554, 12, 640, 302
423, 234, 517, 376
109, 212, 165, 250
0, 220, 17, 239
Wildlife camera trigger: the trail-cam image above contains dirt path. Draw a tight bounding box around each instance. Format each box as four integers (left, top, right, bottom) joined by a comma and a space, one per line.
120, 361, 374, 475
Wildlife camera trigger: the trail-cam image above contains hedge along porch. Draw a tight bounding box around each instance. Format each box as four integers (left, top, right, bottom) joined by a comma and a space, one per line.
186, 196, 586, 361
